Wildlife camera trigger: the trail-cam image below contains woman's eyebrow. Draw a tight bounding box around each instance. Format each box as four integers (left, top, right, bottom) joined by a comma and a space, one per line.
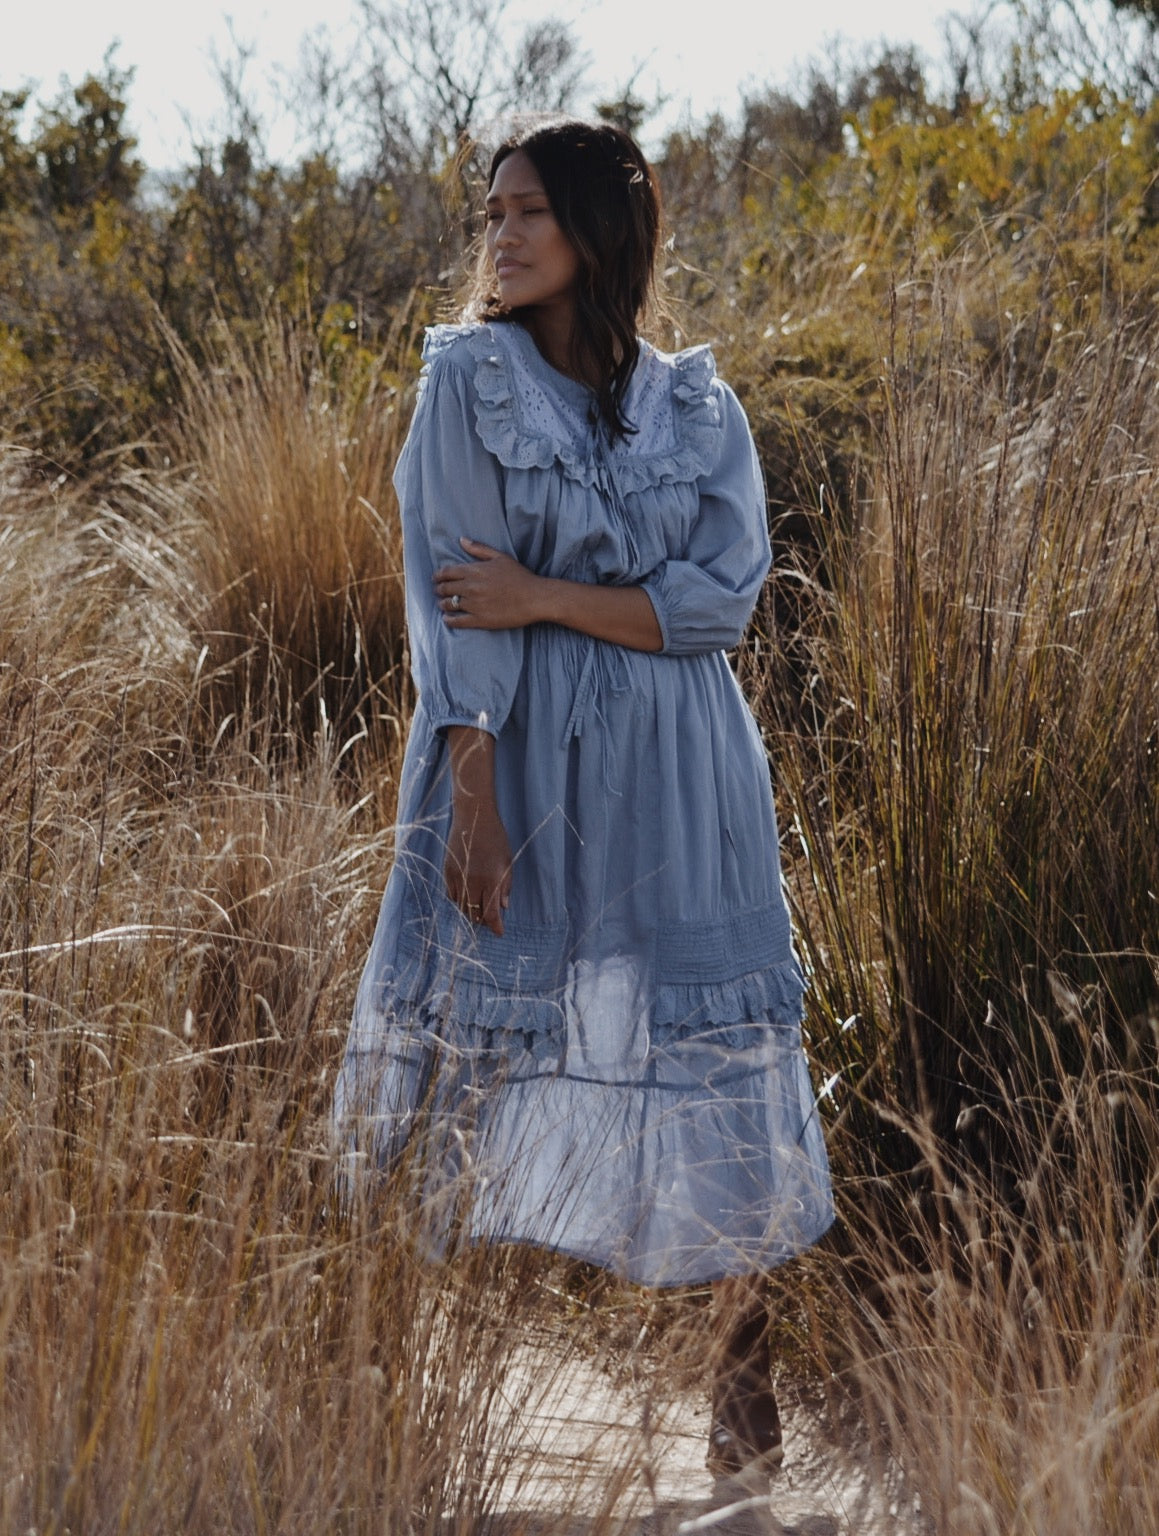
484, 186, 548, 205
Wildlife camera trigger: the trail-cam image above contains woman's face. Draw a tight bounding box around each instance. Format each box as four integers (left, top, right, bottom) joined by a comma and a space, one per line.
485, 150, 579, 315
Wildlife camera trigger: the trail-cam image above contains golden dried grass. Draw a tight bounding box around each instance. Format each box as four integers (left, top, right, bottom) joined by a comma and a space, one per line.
1, 249, 1157, 1532
165, 316, 412, 759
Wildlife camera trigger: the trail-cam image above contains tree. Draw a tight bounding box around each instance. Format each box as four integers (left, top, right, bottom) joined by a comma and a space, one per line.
357, 0, 585, 168
0, 90, 38, 214
33, 55, 142, 215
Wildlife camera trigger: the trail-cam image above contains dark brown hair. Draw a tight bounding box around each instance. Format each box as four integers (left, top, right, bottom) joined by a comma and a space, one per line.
465, 119, 662, 440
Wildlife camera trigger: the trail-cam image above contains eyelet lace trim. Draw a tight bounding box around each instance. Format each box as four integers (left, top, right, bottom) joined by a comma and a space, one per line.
420, 322, 725, 490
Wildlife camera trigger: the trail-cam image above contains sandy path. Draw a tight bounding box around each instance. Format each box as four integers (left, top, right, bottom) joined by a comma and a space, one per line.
488, 1346, 925, 1535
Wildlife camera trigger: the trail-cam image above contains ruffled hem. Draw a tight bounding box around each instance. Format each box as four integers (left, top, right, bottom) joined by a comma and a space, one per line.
334, 979, 834, 1286
419, 322, 724, 492
360, 941, 805, 1053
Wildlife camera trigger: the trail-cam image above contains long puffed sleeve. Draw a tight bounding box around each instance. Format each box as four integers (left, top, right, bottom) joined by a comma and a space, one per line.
641, 382, 771, 655
395, 351, 524, 736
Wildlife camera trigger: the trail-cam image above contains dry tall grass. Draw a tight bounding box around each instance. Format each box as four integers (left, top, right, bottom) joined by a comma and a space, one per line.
2, 257, 1158, 1532
815, 1029, 1159, 1535
0, 393, 682, 1534
752, 270, 1159, 1152
165, 316, 412, 762
748, 262, 1159, 1533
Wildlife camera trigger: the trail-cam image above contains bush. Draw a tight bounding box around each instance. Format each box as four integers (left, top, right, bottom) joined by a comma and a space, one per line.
164, 313, 413, 760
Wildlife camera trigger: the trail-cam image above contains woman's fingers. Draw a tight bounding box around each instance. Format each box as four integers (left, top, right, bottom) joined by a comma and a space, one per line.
434, 560, 476, 622
468, 859, 508, 934
443, 850, 509, 935
457, 879, 505, 936
434, 571, 475, 623
435, 549, 541, 630
432, 541, 499, 588
479, 883, 505, 936
445, 869, 500, 933
434, 557, 506, 591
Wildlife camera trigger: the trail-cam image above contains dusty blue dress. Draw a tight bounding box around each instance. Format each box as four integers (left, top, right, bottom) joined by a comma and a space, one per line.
335, 320, 833, 1285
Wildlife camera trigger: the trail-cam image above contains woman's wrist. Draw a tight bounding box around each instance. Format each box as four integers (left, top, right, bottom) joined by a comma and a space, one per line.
446, 725, 500, 812
451, 791, 503, 826
512, 570, 551, 627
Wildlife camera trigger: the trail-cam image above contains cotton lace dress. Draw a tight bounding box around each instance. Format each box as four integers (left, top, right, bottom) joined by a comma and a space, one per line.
334, 320, 833, 1285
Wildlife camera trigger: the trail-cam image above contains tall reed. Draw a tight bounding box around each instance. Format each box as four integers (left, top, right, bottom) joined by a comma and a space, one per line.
803, 1017, 1159, 1536
751, 273, 1159, 1165
743, 258, 1159, 1535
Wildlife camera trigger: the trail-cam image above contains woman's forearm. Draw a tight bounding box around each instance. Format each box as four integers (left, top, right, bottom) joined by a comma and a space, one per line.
435, 539, 663, 652
447, 726, 499, 812
534, 576, 663, 652
444, 726, 511, 936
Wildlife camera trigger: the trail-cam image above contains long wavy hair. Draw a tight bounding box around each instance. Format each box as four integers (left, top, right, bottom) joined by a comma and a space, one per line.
463, 119, 662, 440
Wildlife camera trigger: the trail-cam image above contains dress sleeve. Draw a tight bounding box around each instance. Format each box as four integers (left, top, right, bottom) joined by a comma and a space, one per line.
640, 382, 772, 655
395, 351, 524, 737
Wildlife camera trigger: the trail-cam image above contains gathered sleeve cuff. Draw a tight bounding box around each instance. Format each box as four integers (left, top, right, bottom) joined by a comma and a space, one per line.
640, 382, 772, 655
395, 346, 524, 737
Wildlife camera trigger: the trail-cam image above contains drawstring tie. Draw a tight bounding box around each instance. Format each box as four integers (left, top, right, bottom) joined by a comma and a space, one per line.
595, 440, 641, 572
559, 637, 633, 930
558, 434, 642, 927
561, 641, 632, 769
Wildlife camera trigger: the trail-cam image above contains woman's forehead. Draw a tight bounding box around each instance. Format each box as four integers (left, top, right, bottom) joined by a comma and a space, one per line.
487, 150, 546, 202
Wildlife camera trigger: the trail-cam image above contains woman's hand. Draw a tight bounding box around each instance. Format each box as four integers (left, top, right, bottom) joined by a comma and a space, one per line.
444, 804, 513, 936
435, 538, 545, 629
435, 535, 663, 652
444, 725, 511, 936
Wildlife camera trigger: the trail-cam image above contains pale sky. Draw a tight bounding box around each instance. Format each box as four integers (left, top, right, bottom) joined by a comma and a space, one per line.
2, 0, 958, 168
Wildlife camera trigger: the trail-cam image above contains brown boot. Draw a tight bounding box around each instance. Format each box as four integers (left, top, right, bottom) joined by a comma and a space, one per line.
706, 1299, 783, 1478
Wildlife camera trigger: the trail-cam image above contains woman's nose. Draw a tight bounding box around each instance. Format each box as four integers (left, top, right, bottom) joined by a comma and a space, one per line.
493, 215, 518, 246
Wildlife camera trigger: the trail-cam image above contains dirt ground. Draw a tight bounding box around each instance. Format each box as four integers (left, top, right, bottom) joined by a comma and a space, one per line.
490, 1346, 927, 1535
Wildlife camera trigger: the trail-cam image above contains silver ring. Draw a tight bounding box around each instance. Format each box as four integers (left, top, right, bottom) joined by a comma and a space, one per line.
450, 593, 461, 610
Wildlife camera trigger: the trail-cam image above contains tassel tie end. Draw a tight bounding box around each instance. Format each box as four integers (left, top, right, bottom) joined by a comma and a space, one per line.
561, 640, 633, 798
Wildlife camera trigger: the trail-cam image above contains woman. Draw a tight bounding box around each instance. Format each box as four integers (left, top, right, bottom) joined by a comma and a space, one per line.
335, 119, 833, 1476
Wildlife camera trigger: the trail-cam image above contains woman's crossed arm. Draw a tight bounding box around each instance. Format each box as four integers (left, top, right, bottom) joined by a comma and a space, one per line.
434, 537, 663, 653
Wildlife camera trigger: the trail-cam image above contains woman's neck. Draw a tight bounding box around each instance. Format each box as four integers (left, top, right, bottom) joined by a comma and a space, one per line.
521, 305, 595, 387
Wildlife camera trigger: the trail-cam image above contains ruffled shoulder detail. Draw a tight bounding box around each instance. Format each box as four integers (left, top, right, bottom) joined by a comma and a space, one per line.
417, 324, 726, 492
415, 322, 597, 485
415, 322, 487, 398
420, 322, 476, 366
465, 324, 601, 486
612, 342, 725, 493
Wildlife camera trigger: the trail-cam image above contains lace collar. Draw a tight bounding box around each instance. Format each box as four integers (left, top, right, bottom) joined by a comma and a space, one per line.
420, 321, 724, 492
